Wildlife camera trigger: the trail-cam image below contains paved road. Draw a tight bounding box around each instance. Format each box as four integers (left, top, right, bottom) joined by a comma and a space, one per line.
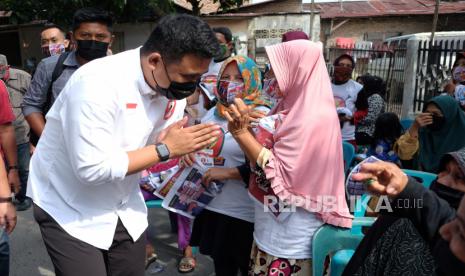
9, 207, 214, 276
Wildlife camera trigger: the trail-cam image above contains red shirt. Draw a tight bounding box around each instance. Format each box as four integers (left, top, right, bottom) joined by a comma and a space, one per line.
0, 80, 15, 125
0, 79, 15, 155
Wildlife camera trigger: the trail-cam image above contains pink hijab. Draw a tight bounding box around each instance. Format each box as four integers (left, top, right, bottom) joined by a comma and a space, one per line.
265, 40, 352, 228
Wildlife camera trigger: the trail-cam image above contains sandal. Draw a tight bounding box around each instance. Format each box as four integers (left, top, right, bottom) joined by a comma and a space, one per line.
145, 253, 158, 270
178, 256, 196, 273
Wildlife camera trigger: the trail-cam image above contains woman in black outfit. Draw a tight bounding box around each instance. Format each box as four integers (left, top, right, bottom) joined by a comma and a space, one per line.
344, 148, 465, 276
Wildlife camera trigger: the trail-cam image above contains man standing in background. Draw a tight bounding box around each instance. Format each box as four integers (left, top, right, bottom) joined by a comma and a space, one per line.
0, 55, 32, 211
40, 24, 70, 57
22, 7, 114, 147
0, 63, 20, 205
0, 70, 18, 275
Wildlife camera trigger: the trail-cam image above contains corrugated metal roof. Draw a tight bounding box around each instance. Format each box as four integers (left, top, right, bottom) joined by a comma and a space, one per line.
315, 0, 465, 19
203, 11, 314, 19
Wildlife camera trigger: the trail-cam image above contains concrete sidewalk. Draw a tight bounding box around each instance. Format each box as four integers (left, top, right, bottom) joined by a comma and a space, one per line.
9, 207, 214, 276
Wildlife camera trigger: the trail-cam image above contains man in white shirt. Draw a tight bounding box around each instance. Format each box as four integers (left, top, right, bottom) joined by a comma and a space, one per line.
28, 14, 221, 276
331, 54, 363, 145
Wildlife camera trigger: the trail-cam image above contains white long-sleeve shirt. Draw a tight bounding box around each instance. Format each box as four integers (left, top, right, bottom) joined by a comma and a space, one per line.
332, 79, 363, 141
27, 48, 186, 249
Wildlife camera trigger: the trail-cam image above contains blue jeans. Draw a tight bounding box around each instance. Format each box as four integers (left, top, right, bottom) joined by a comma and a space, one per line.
16, 143, 30, 202
0, 228, 9, 276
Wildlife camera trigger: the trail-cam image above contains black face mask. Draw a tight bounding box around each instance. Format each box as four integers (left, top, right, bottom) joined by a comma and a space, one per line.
430, 179, 464, 209
76, 40, 109, 61
427, 114, 446, 132
150, 59, 198, 100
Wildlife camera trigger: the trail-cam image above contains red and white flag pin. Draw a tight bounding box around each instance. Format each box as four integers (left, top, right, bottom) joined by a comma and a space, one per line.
164, 100, 176, 120
126, 103, 137, 109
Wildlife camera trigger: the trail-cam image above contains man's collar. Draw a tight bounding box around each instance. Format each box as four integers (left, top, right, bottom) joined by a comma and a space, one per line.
63, 51, 80, 67
136, 48, 156, 96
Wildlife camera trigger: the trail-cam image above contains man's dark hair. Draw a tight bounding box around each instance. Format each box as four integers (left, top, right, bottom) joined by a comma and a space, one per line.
41, 23, 66, 35
72, 7, 113, 32
212, 27, 232, 43
333, 54, 356, 69
141, 14, 220, 63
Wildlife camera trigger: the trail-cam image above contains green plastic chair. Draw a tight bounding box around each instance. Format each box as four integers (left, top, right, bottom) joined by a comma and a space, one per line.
312, 217, 375, 276
400, 118, 414, 131
145, 199, 163, 208
342, 142, 356, 174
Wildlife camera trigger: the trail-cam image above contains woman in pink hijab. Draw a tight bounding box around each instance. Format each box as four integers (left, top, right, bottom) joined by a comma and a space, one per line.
224, 40, 352, 275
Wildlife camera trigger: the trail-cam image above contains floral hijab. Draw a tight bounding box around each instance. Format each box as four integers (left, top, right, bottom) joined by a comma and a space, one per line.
215, 56, 272, 117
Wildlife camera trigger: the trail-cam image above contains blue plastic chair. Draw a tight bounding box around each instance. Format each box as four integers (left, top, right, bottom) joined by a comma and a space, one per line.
400, 118, 414, 131
342, 142, 356, 174
145, 199, 163, 208
402, 169, 437, 188
312, 217, 375, 276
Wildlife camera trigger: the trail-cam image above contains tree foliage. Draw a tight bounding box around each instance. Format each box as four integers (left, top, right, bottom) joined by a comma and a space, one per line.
0, 0, 245, 24
186, 0, 243, 16
0, 0, 175, 26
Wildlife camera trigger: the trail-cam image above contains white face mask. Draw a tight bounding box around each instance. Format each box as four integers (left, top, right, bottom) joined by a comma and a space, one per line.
42, 43, 66, 57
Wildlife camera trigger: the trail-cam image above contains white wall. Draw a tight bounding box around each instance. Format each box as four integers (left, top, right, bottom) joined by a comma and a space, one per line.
113, 22, 156, 51
205, 19, 250, 56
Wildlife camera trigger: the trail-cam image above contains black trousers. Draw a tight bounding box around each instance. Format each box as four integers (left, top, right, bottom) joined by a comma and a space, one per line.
33, 204, 145, 276
190, 209, 254, 276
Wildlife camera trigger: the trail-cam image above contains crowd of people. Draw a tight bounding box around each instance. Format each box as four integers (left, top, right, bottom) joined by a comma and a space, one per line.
0, 6, 464, 276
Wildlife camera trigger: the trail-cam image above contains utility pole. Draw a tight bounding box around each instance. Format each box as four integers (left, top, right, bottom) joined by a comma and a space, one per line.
431, 0, 440, 42
310, 0, 315, 41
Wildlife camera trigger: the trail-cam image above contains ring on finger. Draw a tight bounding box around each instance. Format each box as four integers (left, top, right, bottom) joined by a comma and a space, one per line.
364, 178, 375, 186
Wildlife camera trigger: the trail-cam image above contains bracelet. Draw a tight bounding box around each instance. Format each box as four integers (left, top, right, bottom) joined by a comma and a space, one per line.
0, 196, 13, 203
8, 165, 18, 171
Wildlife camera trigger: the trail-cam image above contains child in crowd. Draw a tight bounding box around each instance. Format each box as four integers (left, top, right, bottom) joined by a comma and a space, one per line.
139, 160, 180, 270
453, 65, 465, 110
367, 112, 403, 166
140, 90, 204, 273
